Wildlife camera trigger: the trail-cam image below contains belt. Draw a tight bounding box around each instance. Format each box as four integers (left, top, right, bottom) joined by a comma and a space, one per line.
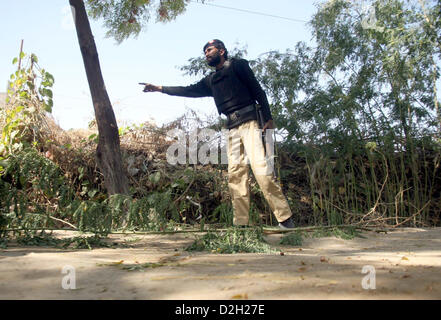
226, 104, 256, 122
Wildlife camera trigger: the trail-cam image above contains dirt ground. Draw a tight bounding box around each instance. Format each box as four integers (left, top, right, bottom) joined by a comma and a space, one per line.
0, 227, 440, 300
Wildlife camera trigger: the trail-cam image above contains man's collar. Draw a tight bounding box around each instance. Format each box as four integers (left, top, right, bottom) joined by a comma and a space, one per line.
216, 59, 231, 71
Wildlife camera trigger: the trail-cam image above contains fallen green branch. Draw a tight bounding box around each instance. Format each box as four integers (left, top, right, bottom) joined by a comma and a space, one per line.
261, 224, 389, 234
1, 224, 389, 235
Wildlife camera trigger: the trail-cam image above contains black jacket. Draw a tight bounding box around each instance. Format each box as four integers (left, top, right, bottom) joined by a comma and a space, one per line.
161, 58, 273, 123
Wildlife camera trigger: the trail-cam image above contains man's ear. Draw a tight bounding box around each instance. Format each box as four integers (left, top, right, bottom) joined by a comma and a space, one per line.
219, 48, 226, 58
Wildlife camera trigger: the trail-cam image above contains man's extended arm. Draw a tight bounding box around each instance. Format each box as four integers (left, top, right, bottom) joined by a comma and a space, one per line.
141, 77, 212, 98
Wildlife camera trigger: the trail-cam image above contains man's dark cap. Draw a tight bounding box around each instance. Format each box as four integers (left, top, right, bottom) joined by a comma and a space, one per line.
203, 39, 226, 53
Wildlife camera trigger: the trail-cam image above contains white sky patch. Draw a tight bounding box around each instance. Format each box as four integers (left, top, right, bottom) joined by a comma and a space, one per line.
61, 5, 75, 31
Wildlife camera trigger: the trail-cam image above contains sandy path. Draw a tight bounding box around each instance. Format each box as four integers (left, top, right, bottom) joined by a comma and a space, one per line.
0, 228, 440, 299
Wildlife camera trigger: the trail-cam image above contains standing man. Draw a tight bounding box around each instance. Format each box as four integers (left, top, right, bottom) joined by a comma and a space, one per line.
141, 39, 294, 229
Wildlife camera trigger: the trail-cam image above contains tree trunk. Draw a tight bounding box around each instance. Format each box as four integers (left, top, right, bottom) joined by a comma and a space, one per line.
69, 0, 129, 195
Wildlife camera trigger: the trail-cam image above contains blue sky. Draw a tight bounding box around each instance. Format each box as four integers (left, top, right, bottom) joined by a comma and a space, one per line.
0, 0, 321, 129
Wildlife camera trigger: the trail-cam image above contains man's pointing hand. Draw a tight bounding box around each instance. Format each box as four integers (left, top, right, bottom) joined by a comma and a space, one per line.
139, 83, 162, 92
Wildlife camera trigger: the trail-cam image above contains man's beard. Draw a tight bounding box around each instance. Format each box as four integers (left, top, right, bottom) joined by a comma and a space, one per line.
207, 53, 221, 67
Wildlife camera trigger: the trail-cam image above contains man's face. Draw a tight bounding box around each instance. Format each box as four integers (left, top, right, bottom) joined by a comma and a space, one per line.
205, 45, 224, 67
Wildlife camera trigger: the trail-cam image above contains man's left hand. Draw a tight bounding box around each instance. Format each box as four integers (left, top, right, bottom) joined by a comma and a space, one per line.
262, 119, 275, 132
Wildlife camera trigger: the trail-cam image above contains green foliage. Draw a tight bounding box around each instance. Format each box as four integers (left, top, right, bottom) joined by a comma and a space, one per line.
279, 227, 362, 247
72, 200, 112, 235
186, 227, 276, 254
209, 202, 233, 226
0, 145, 232, 237
16, 233, 62, 247
86, 0, 197, 43
0, 148, 74, 232
146, 190, 176, 220
0, 238, 7, 249
0, 53, 59, 232
309, 226, 362, 240
14, 232, 114, 250
122, 195, 152, 229
1, 52, 54, 155
279, 232, 303, 246
5, 149, 70, 200
61, 235, 114, 249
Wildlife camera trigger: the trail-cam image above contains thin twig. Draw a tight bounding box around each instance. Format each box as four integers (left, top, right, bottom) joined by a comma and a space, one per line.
173, 175, 195, 205
391, 201, 431, 228
48, 216, 78, 230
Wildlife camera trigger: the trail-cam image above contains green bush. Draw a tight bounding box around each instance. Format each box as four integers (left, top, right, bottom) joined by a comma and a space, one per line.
186, 227, 276, 254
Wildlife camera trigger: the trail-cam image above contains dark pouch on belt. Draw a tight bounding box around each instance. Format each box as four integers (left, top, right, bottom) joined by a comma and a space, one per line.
226, 106, 257, 129
255, 104, 265, 129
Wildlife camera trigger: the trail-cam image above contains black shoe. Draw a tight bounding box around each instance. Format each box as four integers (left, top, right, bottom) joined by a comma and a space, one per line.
278, 217, 295, 230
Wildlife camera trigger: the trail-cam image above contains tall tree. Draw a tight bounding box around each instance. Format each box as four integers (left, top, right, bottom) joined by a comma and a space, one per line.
70, 0, 128, 195
69, 0, 196, 195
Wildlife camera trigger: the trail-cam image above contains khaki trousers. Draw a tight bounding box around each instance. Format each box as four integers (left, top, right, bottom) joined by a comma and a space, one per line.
227, 120, 292, 226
